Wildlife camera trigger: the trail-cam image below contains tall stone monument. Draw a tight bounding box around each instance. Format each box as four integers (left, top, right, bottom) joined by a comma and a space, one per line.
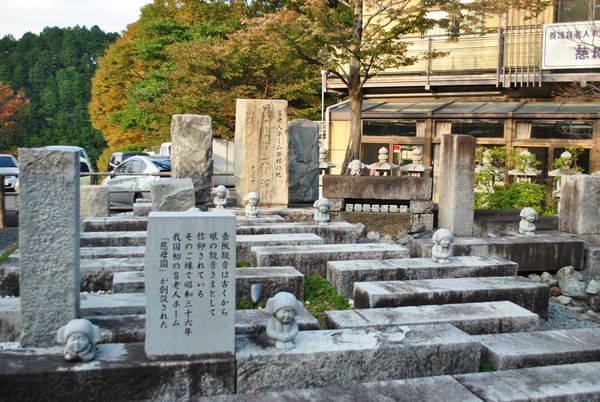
171, 114, 213, 205
234, 99, 288, 207
19, 148, 81, 347
437, 134, 476, 236
559, 174, 600, 234
288, 119, 319, 203
145, 209, 236, 358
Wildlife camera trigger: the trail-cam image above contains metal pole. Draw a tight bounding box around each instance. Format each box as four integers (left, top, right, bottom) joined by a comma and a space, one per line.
321, 69, 327, 136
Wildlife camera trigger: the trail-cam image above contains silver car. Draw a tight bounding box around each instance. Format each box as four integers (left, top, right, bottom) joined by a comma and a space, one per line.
0, 154, 18, 191
103, 155, 171, 206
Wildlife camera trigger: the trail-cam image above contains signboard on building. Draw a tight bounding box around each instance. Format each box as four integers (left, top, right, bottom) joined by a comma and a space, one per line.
542, 21, 600, 69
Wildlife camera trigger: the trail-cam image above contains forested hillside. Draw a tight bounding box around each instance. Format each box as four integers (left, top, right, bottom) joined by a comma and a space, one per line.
0, 26, 118, 165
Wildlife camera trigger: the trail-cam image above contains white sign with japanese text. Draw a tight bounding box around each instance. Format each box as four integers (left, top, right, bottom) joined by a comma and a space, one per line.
542, 21, 600, 69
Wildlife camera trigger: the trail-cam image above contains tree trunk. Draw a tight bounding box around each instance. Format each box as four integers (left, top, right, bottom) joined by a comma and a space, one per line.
341, 88, 363, 173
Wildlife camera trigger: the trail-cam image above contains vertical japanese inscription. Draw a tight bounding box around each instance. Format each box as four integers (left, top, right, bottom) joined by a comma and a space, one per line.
145, 210, 236, 357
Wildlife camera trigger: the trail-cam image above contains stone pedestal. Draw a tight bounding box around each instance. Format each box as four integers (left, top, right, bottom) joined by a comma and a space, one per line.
559, 174, 600, 234
171, 114, 213, 205
234, 99, 288, 207
18, 148, 81, 347
288, 119, 319, 203
437, 134, 475, 235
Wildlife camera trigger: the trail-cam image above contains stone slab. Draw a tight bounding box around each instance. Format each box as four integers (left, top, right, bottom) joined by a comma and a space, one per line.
80, 185, 110, 227
353, 276, 549, 318
322, 175, 432, 201
236, 324, 480, 393
0, 343, 235, 401
201, 375, 483, 402
325, 301, 538, 335
327, 256, 518, 298
0, 296, 19, 341
237, 233, 324, 263
585, 244, 600, 275
236, 222, 356, 244
288, 119, 319, 203
235, 215, 286, 225
18, 148, 81, 347
475, 328, 600, 370
83, 216, 148, 232
408, 234, 585, 272
252, 243, 410, 277
80, 231, 146, 247
80, 246, 146, 259
455, 362, 600, 401
150, 178, 195, 211
234, 99, 288, 207
0, 264, 18, 297
113, 267, 305, 301
559, 174, 600, 234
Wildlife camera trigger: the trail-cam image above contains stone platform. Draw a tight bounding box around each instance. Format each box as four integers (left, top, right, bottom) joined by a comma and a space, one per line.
236, 233, 324, 262
325, 301, 538, 335
236, 222, 357, 244
251, 243, 410, 276
353, 276, 549, 317
327, 256, 518, 298
235, 324, 480, 393
408, 234, 585, 272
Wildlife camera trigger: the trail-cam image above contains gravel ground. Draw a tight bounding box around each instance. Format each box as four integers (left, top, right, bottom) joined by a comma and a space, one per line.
538, 302, 600, 331
0, 228, 18, 253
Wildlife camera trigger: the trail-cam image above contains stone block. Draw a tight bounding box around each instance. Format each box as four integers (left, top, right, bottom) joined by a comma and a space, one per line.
234, 99, 288, 207
150, 178, 195, 211
341, 212, 412, 237
0, 296, 20, 341
236, 215, 286, 226
411, 213, 434, 231
236, 267, 304, 301
80, 185, 109, 226
409, 200, 434, 214
80, 246, 145, 259
353, 276, 549, 318
437, 134, 475, 235
83, 217, 148, 232
145, 210, 236, 358
0, 264, 18, 297
327, 256, 518, 298
237, 233, 324, 262
113, 271, 145, 293
171, 114, 213, 204
133, 201, 151, 216
455, 362, 600, 402
252, 243, 410, 277
80, 231, 146, 247
559, 174, 600, 234
18, 148, 81, 347
476, 328, 600, 370
325, 301, 538, 335
288, 119, 319, 203
235, 324, 480, 393
585, 244, 600, 275
322, 175, 432, 201
408, 234, 585, 272
236, 222, 357, 244
0, 343, 235, 401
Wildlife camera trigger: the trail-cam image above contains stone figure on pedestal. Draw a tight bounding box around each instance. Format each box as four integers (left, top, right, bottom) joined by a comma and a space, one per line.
313, 197, 332, 225
212, 185, 229, 209
57, 319, 101, 362
519, 207, 538, 235
265, 292, 301, 350
431, 228, 454, 263
245, 192, 261, 218
348, 159, 367, 176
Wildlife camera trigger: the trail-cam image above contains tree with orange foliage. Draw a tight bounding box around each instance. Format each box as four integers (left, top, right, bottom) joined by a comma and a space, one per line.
0, 82, 29, 149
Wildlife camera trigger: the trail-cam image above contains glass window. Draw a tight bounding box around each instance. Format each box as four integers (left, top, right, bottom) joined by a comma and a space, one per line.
451, 120, 504, 138
115, 161, 131, 174
530, 121, 593, 139
0, 156, 17, 168
553, 148, 590, 173
130, 160, 145, 174
361, 143, 388, 165
558, 0, 590, 22
363, 120, 417, 136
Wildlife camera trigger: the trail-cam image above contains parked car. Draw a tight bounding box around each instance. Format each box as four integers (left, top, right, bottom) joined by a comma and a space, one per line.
44, 145, 94, 185
107, 151, 149, 172
0, 154, 18, 191
103, 155, 171, 206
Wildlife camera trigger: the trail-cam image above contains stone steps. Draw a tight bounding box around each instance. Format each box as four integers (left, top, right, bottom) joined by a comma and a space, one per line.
475, 327, 600, 370
327, 256, 518, 298
113, 266, 305, 301
236, 234, 324, 262
325, 301, 538, 335
80, 231, 147, 247
353, 276, 549, 317
236, 222, 357, 244
251, 243, 410, 277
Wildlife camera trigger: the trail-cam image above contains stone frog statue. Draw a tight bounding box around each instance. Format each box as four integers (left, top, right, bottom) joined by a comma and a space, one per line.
244, 192, 261, 218
313, 197, 332, 225
265, 291, 301, 350
57, 318, 101, 362
431, 228, 454, 264
519, 207, 538, 235
212, 185, 229, 209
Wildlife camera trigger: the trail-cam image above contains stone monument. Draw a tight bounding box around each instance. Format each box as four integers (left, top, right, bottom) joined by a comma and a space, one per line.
144, 209, 236, 358
265, 291, 301, 349
559, 174, 600, 234
288, 119, 319, 203
234, 99, 288, 207
19, 148, 81, 347
170, 114, 213, 205
57, 319, 101, 362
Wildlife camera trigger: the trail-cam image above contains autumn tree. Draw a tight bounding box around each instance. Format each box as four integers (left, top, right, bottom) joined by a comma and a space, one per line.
254, 0, 547, 171
0, 82, 29, 149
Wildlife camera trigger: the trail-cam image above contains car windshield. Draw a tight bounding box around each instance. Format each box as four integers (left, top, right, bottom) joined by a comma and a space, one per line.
0, 156, 17, 168
151, 159, 171, 171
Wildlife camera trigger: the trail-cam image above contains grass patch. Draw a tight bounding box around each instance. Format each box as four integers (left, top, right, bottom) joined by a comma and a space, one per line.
236, 261, 252, 268
236, 299, 266, 310
303, 274, 350, 328
479, 361, 496, 372
0, 244, 17, 265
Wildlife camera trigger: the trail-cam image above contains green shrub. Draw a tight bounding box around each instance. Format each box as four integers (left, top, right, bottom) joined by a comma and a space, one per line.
303, 274, 350, 328
487, 182, 546, 212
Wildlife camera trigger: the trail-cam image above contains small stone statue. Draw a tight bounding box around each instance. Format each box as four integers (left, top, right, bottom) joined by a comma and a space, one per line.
348, 159, 367, 176
313, 197, 332, 225
212, 185, 229, 209
245, 192, 260, 218
431, 228, 454, 263
265, 291, 301, 350
57, 318, 101, 362
519, 207, 538, 235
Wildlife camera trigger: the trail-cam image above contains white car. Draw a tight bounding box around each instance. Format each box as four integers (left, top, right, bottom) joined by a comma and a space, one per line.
0, 154, 18, 191
103, 155, 171, 206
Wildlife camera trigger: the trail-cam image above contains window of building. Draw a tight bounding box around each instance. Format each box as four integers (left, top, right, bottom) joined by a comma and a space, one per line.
530, 121, 593, 139
557, 0, 599, 22
363, 120, 418, 137
450, 120, 504, 138
361, 143, 388, 165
